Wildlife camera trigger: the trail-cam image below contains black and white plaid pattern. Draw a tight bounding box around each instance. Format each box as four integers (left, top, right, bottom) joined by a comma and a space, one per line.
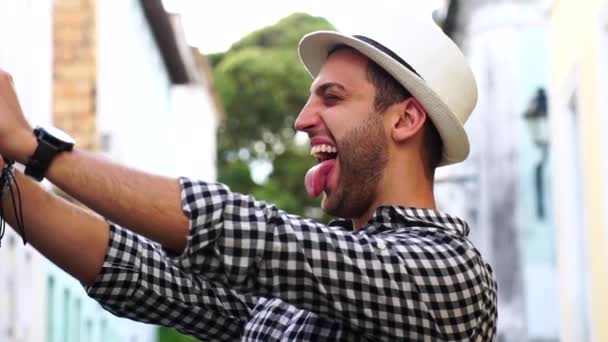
86, 178, 497, 341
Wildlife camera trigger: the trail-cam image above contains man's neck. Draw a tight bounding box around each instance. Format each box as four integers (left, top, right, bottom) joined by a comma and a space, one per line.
352, 165, 435, 230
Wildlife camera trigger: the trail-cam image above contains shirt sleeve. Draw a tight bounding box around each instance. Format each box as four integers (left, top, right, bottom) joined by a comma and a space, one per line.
174, 178, 492, 340
85, 223, 250, 342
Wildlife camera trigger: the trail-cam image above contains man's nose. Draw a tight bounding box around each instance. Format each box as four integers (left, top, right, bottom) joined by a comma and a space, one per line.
294, 100, 321, 133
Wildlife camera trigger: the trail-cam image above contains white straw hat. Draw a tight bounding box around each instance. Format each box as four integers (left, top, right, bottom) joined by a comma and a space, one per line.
298, 15, 477, 166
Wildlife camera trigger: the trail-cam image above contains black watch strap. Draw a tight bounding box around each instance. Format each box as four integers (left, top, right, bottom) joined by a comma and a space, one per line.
24, 139, 58, 181
24, 127, 75, 182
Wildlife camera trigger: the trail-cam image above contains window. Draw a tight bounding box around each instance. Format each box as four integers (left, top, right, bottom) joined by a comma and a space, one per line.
63, 289, 70, 342
101, 318, 108, 341
74, 299, 81, 342
47, 276, 55, 342
6, 235, 16, 339
85, 319, 93, 342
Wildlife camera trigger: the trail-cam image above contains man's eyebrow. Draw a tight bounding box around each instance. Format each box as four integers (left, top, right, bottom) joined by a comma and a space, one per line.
309, 82, 346, 96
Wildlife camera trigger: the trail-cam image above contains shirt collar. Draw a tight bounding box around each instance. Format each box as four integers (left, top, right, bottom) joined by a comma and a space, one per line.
329, 206, 470, 237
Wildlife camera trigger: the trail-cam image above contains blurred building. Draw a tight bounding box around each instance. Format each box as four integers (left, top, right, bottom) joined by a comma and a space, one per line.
549, 0, 608, 341
0, 1, 56, 341
0, 0, 221, 341
435, 0, 559, 341
437, 0, 608, 341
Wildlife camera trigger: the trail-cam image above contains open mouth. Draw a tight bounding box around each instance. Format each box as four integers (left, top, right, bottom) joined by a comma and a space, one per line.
310, 144, 338, 162
305, 143, 340, 198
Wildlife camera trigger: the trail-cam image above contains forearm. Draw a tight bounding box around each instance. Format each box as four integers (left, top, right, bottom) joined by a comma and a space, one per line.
45, 149, 189, 253
0, 70, 189, 279
0, 170, 248, 340
1, 170, 108, 285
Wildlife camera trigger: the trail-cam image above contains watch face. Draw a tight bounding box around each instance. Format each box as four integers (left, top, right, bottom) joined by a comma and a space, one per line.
42, 126, 76, 145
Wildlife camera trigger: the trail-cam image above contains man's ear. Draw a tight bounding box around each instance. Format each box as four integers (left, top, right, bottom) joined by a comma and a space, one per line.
390, 98, 427, 143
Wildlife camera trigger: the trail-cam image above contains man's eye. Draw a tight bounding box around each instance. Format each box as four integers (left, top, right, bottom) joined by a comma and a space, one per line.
324, 95, 341, 103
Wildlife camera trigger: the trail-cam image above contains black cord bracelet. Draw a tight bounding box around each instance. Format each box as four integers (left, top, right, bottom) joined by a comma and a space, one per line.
0, 158, 27, 247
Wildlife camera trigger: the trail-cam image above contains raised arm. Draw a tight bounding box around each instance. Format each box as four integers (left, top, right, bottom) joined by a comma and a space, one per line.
0, 69, 189, 254
0, 165, 109, 285
44, 150, 188, 253
0, 164, 249, 341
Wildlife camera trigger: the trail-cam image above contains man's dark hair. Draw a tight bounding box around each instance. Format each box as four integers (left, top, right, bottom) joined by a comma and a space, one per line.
327, 45, 443, 174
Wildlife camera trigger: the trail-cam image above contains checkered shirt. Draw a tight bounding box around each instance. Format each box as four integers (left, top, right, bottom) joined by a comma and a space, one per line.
86, 178, 497, 341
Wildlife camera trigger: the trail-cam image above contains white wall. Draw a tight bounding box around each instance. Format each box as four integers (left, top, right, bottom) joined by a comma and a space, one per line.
97, 0, 218, 181
167, 85, 218, 181
465, 11, 526, 339
97, 0, 172, 173
0, 1, 54, 341
0, 0, 53, 128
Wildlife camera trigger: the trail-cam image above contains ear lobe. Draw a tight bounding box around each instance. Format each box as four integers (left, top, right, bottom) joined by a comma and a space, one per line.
391, 98, 427, 142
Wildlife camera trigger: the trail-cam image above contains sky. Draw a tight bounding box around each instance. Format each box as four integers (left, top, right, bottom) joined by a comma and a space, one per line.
162, 0, 447, 54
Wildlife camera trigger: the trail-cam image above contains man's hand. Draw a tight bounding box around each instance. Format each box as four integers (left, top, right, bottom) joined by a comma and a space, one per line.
0, 69, 36, 163
0, 70, 189, 281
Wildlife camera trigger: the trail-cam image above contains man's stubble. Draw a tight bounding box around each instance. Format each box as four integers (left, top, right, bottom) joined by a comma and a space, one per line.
322, 113, 389, 220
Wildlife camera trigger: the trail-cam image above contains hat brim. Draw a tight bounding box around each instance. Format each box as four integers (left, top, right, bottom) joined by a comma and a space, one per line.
298, 31, 470, 167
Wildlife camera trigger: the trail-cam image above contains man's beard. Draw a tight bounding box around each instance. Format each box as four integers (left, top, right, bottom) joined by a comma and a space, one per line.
322, 113, 389, 219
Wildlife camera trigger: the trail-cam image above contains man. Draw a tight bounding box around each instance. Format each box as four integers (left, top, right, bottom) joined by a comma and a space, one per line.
0, 15, 496, 341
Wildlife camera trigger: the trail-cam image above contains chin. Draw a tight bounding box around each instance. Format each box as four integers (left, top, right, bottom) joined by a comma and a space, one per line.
322, 192, 366, 220
321, 192, 345, 218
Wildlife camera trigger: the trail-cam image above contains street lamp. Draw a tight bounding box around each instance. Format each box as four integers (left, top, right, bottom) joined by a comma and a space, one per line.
524, 88, 549, 147
523, 87, 549, 219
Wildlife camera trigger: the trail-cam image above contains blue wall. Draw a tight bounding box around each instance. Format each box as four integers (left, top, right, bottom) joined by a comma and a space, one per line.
517, 25, 560, 339
46, 262, 157, 342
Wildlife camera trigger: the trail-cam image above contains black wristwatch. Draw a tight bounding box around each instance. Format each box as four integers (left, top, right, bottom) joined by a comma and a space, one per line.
24, 126, 75, 181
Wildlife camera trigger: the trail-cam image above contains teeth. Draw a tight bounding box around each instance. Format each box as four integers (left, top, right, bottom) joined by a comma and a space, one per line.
310, 144, 338, 156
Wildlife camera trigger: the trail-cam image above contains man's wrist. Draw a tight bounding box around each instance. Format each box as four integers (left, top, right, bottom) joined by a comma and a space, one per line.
18, 130, 38, 165
23, 127, 75, 182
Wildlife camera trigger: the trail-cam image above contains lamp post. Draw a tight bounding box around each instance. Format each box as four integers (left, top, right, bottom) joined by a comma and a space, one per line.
523, 87, 549, 219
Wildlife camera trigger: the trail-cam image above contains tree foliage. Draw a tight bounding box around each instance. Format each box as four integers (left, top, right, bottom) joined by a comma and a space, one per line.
214, 13, 335, 218
158, 328, 200, 342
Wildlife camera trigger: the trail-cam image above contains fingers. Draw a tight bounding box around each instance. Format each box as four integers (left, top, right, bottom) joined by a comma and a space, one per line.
0, 68, 14, 86
0, 69, 17, 96
0, 69, 26, 117
0, 69, 34, 162
0, 68, 11, 79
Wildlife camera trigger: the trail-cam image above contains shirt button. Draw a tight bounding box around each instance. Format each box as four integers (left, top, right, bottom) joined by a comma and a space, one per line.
376, 240, 387, 250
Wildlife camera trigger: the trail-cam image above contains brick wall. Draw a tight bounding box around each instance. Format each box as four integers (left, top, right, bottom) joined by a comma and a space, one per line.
53, 0, 98, 151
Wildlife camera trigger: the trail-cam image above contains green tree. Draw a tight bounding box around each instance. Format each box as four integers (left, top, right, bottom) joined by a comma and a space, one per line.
159, 13, 335, 342
158, 328, 200, 342
214, 12, 335, 218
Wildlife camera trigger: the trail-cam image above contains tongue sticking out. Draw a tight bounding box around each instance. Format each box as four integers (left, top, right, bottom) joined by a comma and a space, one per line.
305, 159, 337, 198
